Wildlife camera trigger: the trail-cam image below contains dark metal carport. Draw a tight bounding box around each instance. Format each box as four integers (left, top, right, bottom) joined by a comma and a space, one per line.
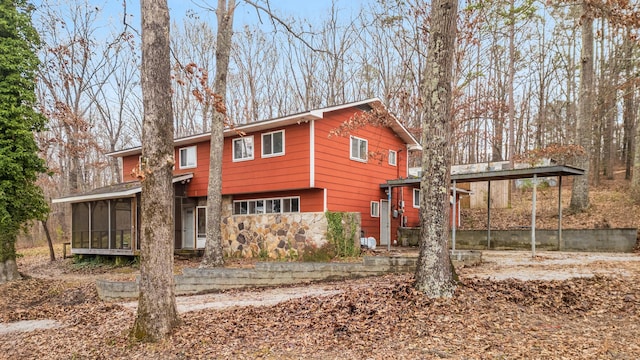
383, 165, 585, 257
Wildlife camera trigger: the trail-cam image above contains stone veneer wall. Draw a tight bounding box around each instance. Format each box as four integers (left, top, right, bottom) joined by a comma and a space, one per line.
222, 212, 332, 259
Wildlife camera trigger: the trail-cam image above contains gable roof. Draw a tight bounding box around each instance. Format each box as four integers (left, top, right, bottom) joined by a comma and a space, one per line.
108, 98, 421, 158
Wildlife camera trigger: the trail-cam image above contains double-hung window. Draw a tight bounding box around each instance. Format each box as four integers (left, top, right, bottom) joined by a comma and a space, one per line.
262, 130, 284, 157
350, 136, 368, 162
233, 136, 254, 162
388, 150, 397, 166
371, 201, 380, 217
179, 146, 197, 169
413, 188, 420, 208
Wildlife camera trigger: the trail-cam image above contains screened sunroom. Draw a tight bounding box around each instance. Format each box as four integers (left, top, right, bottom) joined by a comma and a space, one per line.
52, 173, 193, 256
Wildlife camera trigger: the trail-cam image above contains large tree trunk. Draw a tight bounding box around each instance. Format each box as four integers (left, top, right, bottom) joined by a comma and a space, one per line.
0, 259, 21, 283
622, 32, 636, 182
0, 235, 21, 283
202, 0, 236, 268
414, 0, 458, 298
131, 0, 179, 342
569, 3, 593, 212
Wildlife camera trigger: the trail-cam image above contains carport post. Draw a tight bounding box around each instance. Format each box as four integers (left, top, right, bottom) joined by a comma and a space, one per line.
531, 174, 537, 258
487, 181, 491, 249
452, 180, 457, 251
388, 185, 391, 252
558, 176, 563, 250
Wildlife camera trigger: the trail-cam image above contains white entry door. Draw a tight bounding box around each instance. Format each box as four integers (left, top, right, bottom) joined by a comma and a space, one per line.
182, 207, 195, 249
380, 199, 390, 246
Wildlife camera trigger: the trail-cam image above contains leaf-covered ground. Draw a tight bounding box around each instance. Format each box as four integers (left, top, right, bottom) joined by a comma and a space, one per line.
1, 251, 639, 359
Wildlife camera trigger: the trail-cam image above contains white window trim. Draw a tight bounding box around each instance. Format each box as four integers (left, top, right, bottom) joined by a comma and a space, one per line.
413, 188, 420, 208
388, 150, 397, 166
196, 206, 207, 237
261, 130, 285, 158
370, 201, 380, 217
232, 196, 300, 215
232, 136, 254, 162
179, 146, 197, 169
350, 136, 368, 163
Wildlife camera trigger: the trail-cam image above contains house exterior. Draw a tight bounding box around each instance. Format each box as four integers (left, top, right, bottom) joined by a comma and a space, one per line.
54, 98, 462, 257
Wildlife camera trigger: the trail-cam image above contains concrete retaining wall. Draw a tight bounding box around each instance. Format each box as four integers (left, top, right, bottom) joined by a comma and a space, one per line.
398, 227, 637, 252
96, 252, 482, 300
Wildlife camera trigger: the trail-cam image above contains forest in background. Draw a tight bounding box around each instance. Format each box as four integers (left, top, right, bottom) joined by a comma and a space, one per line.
25, 0, 640, 243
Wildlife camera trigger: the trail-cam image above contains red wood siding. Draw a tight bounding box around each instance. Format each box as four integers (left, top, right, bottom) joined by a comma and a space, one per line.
120, 141, 211, 197
313, 108, 409, 243
223, 124, 311, 194
397, 185, 462, 228
121, 155, 139, 182
174, 141, 211, 197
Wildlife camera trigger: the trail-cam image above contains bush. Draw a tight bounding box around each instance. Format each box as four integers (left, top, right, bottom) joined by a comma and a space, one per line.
325, 211, 359, 258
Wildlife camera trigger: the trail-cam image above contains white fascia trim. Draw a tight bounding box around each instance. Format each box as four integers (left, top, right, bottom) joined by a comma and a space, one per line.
309, 98, 381, 117
310, 119, 315, 187
52, 173, 193, 204
52, 188, 141, 204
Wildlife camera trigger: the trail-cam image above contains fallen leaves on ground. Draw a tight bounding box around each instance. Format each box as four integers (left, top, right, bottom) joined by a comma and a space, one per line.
1, 264, 639, 359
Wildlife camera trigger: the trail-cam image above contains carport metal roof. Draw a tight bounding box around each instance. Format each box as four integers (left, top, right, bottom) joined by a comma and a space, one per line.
383, 165, 585, 186
382, 165, 586, 257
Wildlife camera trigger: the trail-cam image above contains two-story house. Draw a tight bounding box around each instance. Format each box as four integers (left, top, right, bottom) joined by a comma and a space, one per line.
54, 98, 461, 257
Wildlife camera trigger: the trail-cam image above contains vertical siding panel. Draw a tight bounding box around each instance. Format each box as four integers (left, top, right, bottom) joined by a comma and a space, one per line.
223, 123, 311, 194
314, 108, 410, 244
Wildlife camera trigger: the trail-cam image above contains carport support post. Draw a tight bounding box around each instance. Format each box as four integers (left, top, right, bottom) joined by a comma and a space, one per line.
531, 174, 537, 258
387, 185, 391, 252
558, 176, 563, 250
452, 180, 457, 251
487, 181, 491, 249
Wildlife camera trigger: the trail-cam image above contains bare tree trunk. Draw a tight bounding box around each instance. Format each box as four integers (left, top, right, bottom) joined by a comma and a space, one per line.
507, 0, 516, 164
42, 219, 55, 262
202, 0, 236, 268
131, 0, 179, 342
414, 0, 458, 298
570, 3, 593, 212
622, 31, 636, 182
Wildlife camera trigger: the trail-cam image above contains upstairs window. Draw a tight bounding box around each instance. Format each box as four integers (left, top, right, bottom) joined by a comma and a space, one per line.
179, 146, 197, 169
262, 130, 285, 157
350, 136, 368, 162
233, 136, 254, 162
413, 188, 420, 208
388, 150, 397, 166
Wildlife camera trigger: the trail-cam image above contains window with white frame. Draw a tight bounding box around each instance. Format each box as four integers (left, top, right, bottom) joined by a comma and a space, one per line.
413, 188, 420, 208
179, 146, 197, 169
233, 197, 300, 215
262, 130, 285, 157
388, 150, 397, 166
350, 136, 368, 162
233, 136, 254, 161
370, 201, 380, 217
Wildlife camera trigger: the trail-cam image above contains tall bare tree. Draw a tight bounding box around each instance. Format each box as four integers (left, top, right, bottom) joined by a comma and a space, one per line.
569, 2, 594, 212
201, 0, 235, 268
131, 0, 179, 341
414, 0, 458, 297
